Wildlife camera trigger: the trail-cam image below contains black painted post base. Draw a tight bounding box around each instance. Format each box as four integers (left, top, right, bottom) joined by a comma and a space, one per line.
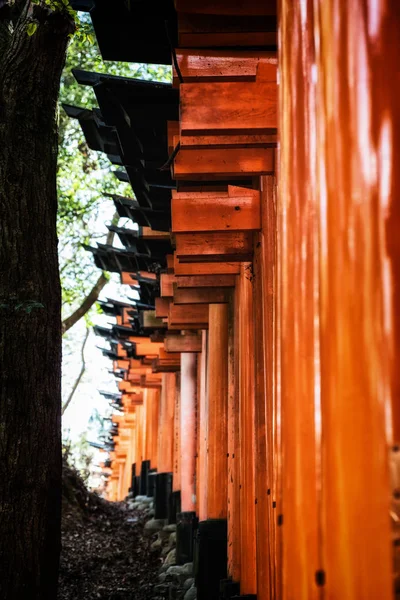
176, 511, 198, 565
129, 463, 136, 496
220, 579, 240, 599
147, 469, 157, 498
194, 519, 227, 600
168, 490, 181, 524
154, 472, 173, 519
140, 460, 151, 496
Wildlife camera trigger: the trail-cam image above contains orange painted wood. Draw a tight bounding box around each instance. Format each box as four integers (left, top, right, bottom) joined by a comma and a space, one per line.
172, 188, 261, 232
164, 333, 202, 353
174, 147, 275, 180
180, 82, 277, 135
138, 271, 157, 281
174, 255, 241, 276
251, 176, 275, 600
127, 336, 152, 345
168, 121, 180, 154
173, 374, 181, 492
180, 133, 277, 148
180, 353, 198, 512
121, 272, 138, 286
158, 373, 176, 474
207, 304, 228, 519
140, 227, 170, 240
135, 342, 163, 357
237, 265, 257, 595
279, 2, 395, 597
135, 405, 143, 476
168, 303, 209, 330
175, 232, 253, 263
155, 297, 171, 318
173, 285, 231, 305
173, 49, 277, 85
176, 274, 236, 288
160, 274, 176, 297
115, 359, 129, 371
197, 331, 208, 522
149, 389, 160, 470
278, 11, 321, 593
166, 254, 175, 273
227, 296, 241, 582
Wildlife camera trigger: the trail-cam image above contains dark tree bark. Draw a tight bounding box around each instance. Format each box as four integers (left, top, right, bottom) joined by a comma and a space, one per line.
0, 3, 74, 599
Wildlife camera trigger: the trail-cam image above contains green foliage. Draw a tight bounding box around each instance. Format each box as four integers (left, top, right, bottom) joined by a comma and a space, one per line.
58, 17, 172, 319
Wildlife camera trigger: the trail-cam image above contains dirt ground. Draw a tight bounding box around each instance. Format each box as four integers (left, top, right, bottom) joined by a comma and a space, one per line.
58, 463, 159, 600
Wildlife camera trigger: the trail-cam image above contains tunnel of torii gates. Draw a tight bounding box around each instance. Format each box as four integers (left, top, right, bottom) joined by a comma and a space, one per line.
67, 1, 400, 599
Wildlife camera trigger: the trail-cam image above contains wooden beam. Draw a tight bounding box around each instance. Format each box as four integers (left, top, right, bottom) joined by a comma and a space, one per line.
135, 342, 164, 356
173, 284, 231, 305
180, 82, 277, 135
175, 232, 253, 262
180, 133, 277, 148
172, 187, 260, 232
140, 227, 170, 240
121, 272, 138, 286
173, 49, 277, 85
160, 273, 176, 297
168, 303, 209, 330
174, 147, 275, 180
155, 297, 171, 318
165, 333, 202, 353
174, 254, 241, 275
176, 274, 236, 288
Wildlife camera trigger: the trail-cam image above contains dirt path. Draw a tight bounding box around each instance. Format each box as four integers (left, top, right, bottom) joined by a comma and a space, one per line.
58, 464, 159, 600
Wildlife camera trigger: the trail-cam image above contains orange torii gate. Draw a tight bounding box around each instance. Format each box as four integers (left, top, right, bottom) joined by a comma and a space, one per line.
75, 1, 400, 598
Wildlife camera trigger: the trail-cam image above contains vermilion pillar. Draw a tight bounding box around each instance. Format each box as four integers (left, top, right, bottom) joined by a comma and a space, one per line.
197, 331, 208, 522
206, 304, 228, 519
173, 374, 181, 492
158, 373, 176, 473
237, 265, 257, 595
180, 353, 198, 512
279, 0, 395, 597
227, 296, 241, 583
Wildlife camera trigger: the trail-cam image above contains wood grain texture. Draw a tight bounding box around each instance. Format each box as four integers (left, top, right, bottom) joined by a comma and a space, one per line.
180, 82, 277, 135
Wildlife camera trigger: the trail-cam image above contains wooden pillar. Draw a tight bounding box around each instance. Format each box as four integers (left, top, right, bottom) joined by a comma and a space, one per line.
180, 352, 198, 512
149, 389, 160, 470
252, 175, 276, 600
158, 373, 176, 473
279, 1, 395, 597
207, 303, 228, 520
197, 330, 208, 521
237, 264, 257, 595
227, 294, 241, 582
173, 373, 181, 492
135, 405, 143, 477
117, 461, 124, 501
144, 390, 152, 463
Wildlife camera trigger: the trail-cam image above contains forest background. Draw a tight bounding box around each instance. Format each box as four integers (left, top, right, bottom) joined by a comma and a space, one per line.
59, 15, 170, 475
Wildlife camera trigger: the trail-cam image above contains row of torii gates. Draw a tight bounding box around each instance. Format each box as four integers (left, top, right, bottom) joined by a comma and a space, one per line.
70, 1, 400, 599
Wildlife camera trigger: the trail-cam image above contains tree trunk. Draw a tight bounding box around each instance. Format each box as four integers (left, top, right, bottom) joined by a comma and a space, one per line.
0, 5, 74, 599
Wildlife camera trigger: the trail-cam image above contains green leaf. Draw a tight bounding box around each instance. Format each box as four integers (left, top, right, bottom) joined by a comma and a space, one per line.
27, 22, 38, 36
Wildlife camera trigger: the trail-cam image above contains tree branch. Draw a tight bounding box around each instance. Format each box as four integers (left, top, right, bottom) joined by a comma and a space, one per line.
61, 211, 119, 334
62, 327, 89, 415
